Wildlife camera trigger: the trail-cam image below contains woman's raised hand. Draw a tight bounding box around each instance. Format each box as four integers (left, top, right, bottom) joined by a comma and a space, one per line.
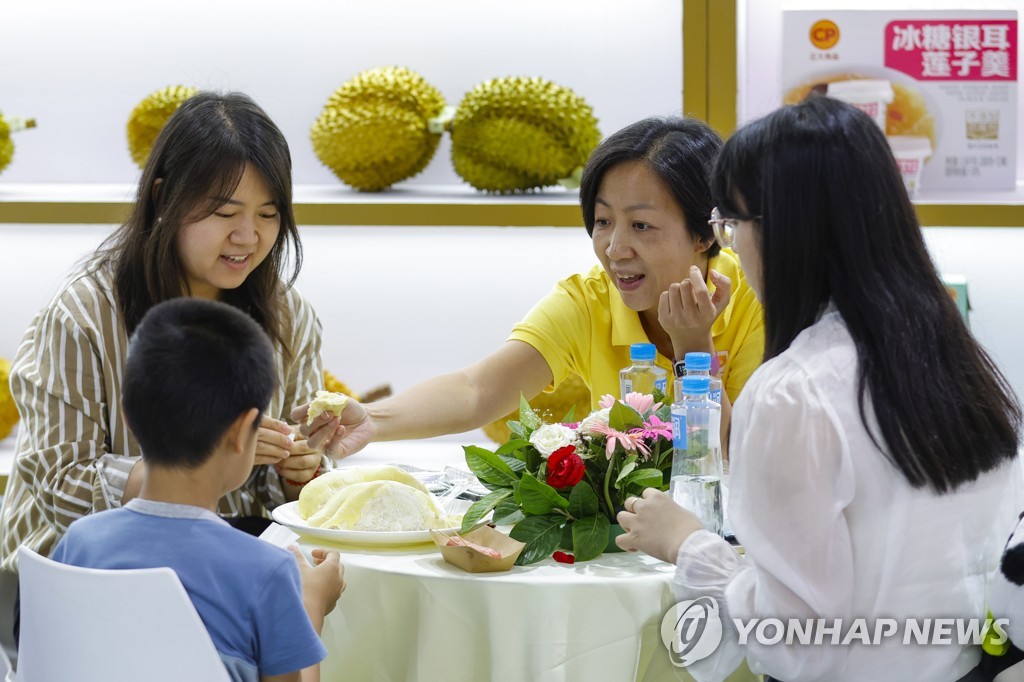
658, 266, 732, 355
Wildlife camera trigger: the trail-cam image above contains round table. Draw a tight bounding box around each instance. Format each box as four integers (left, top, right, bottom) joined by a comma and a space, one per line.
304, 535, 688, 682
301, 440, 754, 681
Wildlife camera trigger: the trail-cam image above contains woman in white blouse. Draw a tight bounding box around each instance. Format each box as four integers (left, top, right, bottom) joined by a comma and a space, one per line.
616, 95, 1022, 682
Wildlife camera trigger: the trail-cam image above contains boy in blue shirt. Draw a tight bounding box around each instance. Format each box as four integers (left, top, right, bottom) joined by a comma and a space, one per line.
51, 298, 346, 682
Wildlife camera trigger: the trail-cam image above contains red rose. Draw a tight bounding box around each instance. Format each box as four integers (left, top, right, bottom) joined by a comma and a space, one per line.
546, 445, 586, 489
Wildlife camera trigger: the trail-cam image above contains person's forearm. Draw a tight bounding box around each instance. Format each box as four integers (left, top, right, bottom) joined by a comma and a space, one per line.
670, 332, 716, 361
719, 390, 732, 463
367, 370, 511, 441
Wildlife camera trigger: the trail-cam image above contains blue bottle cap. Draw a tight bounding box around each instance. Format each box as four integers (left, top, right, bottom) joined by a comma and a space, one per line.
682, 376, 711, 395
629, 343, 656, 361
683, 352, 712, 371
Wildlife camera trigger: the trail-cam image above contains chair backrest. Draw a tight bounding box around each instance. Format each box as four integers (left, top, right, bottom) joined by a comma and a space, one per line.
16, 547, 231, 682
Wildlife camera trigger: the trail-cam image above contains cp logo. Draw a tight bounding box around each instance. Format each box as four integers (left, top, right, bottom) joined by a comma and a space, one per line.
660, 596, 724, 667
810, 19, 840, 50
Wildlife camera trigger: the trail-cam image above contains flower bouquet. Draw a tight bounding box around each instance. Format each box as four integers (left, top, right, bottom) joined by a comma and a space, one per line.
461, 392, 673, 565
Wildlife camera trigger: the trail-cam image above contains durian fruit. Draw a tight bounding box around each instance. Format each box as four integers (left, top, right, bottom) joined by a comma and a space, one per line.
306, 480, 445, 532
482, 373, 592, 444
449, 76, 601, 193
323, 370, 357, 398
0, 358, 20, 440
324, 369, 393, 403
310, 66, 448, 191
0, 113, 37, 176
298, 464, 431, 521
126, 85, 197, 168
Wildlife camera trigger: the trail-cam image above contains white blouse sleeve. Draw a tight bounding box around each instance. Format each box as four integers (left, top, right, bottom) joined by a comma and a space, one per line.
675, 361, 857, 682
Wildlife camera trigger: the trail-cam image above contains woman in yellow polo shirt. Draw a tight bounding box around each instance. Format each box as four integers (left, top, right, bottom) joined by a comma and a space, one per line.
298, 116, 764, 459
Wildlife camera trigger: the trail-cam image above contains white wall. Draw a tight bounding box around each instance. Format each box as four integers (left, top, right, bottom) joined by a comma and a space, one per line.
2, 224, 1023, 439
0, 0, 683, 187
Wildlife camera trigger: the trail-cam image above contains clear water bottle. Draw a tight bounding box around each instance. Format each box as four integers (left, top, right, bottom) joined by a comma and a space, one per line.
683, 352, 723, 405
619, 343, 667, 397
670, 375, 724, 535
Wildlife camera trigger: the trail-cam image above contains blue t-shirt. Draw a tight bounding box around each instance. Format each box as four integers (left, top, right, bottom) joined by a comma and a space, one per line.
52, 499, 327, 681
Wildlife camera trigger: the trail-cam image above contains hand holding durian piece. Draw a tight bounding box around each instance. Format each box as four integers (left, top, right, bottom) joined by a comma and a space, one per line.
311, 68, 601, 193
126, 85, 197, 167
0, 113, 36, 176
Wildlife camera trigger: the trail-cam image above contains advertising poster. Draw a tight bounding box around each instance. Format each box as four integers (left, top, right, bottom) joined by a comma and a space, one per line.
782, 10, 1018, 192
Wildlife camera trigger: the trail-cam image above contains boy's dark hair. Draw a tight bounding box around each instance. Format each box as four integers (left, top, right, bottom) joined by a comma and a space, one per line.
579, 116, 723, 258
122, 298, 277, 468
712, 95, 1021, 492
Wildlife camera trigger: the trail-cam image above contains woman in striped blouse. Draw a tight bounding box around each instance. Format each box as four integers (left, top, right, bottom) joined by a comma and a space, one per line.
0, 91, 326, 573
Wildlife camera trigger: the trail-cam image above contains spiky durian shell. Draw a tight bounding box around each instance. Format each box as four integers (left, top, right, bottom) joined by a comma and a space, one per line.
0, 358, 20, 440
449, 77, 601, 193
0, 115, 13, 175
126, 85, 197, 168
311, 66, 446, 192
482, 373, 592, 444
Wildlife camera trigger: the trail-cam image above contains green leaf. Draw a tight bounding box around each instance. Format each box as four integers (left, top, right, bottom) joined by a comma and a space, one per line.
518, 471, 570, 515
567, 481, 599, 519
615, 454, 639, 486
464, 446, 518, 488
619, 467, 665, 492
495, 439, 532, 456
492, 498, 526, 526
571, 514, 611, 562
459, 490, 511, 532
510, 514, 565, 565
560, 405, 577, 423
508, 421, 528, 440
655, 402, 672, 422
519, 394, 543, 430
498, 455, 527, 473
608, 401, 644, 431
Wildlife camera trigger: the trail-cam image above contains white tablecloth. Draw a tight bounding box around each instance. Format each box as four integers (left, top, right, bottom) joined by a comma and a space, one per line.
300, 441, 754, 682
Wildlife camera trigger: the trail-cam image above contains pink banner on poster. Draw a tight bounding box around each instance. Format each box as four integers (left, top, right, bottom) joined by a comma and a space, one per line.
885, 20, 1017, 81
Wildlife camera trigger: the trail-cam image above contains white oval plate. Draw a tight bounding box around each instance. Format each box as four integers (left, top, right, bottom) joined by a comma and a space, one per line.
271, 501, 466, 546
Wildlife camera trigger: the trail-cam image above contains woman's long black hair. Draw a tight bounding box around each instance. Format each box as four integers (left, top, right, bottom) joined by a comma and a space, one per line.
98, 91, 302, 354
712, 95, 1020, 492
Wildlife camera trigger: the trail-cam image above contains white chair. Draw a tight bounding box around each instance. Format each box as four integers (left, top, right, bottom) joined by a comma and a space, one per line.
16, 547, 230, 682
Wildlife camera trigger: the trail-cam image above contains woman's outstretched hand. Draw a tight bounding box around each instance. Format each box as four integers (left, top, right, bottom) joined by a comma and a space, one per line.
290, 398, 376, 460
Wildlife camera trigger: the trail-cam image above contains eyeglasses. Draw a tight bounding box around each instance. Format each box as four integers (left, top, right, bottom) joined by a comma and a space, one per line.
708, 207, 759, 249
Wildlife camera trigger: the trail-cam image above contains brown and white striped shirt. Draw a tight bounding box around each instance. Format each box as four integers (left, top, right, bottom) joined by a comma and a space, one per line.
0, 260, 324, 571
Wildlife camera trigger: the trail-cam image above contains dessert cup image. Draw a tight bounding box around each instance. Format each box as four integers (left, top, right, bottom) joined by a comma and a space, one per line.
965, 109, 999, 140
826, 79, 894, 131
785, 71, 937, 150
887, 135, 932, 196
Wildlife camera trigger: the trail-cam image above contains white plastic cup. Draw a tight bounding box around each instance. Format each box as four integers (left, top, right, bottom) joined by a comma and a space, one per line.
887, 135, 932, 196
826, 79, 895, 132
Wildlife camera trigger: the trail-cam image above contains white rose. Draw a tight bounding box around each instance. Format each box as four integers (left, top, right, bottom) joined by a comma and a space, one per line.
529, 423, 577, 458
578, 408, 611, 436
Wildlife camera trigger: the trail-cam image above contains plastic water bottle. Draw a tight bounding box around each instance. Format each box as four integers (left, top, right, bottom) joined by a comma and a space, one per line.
619, 343, 667, 397
670, 375, 723, 535
683, 352, 723, 405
